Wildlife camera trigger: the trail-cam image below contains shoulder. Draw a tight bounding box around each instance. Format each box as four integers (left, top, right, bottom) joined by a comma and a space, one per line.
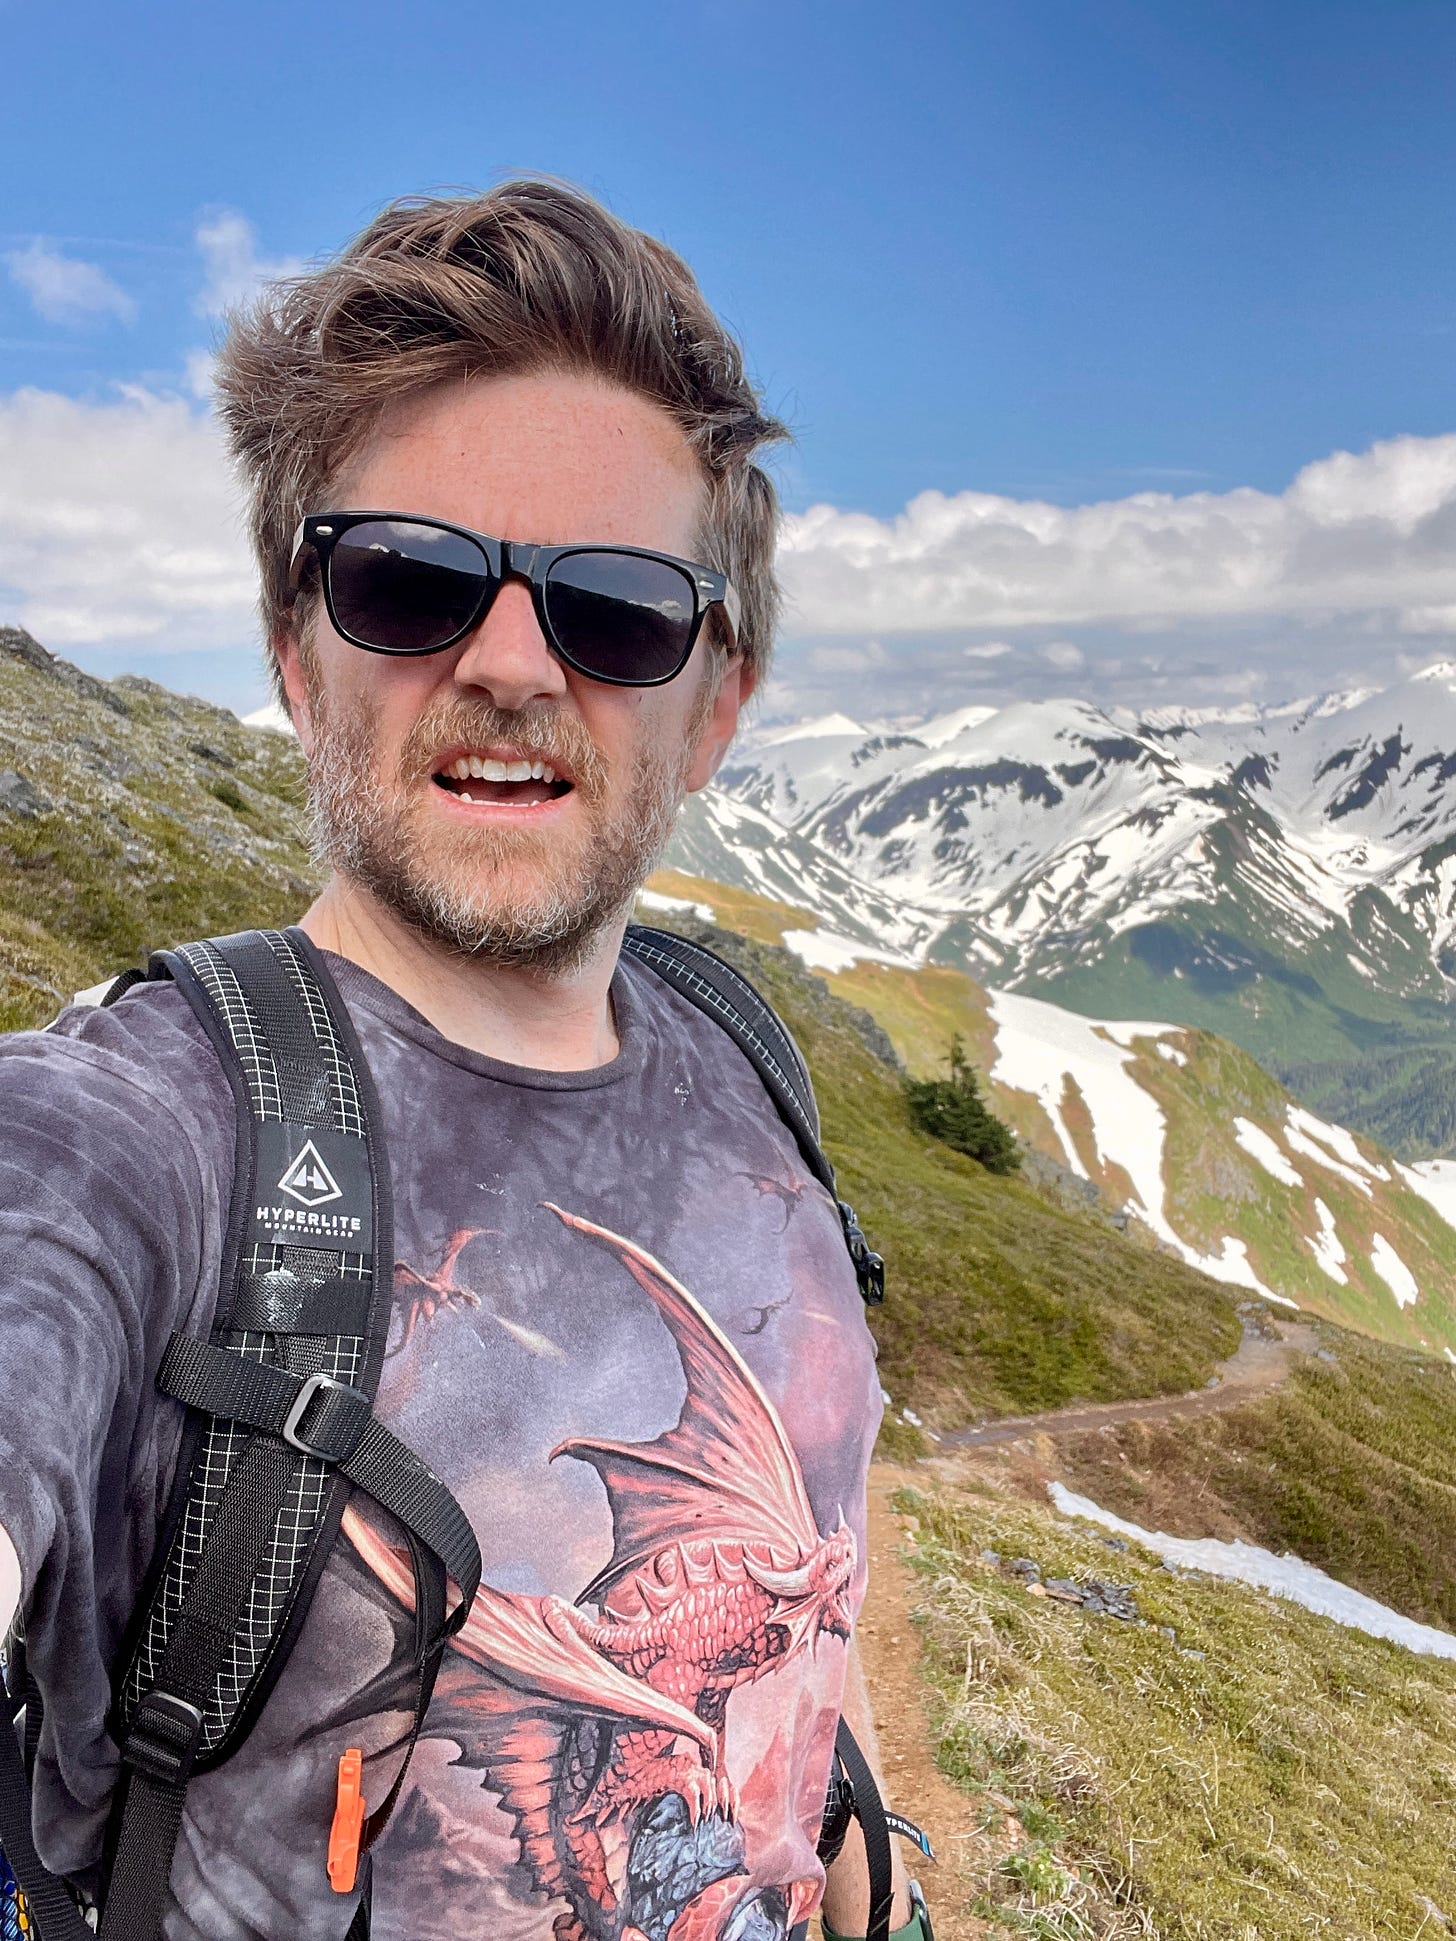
0, 977, 234, 1209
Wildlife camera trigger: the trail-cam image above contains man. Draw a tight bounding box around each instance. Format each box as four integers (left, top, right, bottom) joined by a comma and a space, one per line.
0, 183, 910, 1940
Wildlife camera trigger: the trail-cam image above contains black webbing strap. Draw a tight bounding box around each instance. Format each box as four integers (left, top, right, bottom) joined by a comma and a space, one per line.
0, 1714, 91, 1940
833, 1720, 896, 1941
156, 1338, 481, 1606
621, 926, 885, 1302
84, 931, 476, 1941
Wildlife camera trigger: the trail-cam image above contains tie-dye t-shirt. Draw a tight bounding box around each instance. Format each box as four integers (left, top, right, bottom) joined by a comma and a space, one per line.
0, 949, 881, 1941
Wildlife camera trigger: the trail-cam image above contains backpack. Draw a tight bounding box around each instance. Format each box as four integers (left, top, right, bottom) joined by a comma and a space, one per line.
0, 924, 929, 1941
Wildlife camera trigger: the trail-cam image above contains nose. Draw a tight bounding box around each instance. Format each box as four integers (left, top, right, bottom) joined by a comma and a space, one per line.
449, 578, 568, 712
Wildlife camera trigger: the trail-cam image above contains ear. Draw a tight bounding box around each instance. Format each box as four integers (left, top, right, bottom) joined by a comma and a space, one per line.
685, 653, 757, 794
273, 624, 317, 756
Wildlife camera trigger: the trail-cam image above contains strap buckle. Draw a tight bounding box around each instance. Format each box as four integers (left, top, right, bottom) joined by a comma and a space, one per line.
282, 1372, 370, 1461
839, 1200, 886, 1304
124, 1689, 205, 1787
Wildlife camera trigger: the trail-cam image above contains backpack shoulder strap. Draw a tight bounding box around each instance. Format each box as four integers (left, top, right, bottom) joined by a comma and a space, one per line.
4, 929, 480, 1941
621, 924, 884, 1304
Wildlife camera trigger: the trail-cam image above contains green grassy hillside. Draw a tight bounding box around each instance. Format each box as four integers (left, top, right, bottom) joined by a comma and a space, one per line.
1030, 909, 1456, 1161
904, 1478, 1456, 1937
1048, 1324, 1456, 1635
651, 867, 1456, 1357
0, 626, 317, 1030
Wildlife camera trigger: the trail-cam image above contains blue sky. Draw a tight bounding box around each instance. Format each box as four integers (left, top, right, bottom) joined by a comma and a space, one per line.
5, 0, 1456, 720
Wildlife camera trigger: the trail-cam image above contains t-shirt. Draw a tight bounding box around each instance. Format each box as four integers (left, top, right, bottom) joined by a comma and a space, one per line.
0, 950, 881, 1941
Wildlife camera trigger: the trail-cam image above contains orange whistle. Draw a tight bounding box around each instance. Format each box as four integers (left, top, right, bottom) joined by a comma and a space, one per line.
327, 1747, 367, 1893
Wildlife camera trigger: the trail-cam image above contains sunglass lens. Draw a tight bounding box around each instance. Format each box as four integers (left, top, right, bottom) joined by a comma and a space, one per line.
543, 552, 697, 683
328, 520, 491, 653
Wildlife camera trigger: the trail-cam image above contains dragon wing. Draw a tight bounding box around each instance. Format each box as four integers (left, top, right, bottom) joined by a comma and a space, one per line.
341, 1506, 710, 1747
341, 1508, 716, 1921
541, 1205, 822, 1608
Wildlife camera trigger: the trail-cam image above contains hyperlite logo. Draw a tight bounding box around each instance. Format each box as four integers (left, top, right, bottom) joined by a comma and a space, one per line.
277, 1140, 342, 1209
252, 1123, 372, 1248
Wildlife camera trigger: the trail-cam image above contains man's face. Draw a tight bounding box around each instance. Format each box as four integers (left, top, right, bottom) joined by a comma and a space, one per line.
277, 372, 750, 973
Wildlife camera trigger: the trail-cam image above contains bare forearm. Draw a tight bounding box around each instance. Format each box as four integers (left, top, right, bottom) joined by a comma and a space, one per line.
820, 1641, 911, 1935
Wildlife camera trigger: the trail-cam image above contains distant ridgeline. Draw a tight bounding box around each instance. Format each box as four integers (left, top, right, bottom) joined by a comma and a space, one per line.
2, 621, 1456, 1357
683, 675, 1456, 1158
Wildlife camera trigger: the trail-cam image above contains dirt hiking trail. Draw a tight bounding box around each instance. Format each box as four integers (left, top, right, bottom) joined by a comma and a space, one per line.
936, 1313, 1317, 1451
854, 1464, 1001, 1941
852, 1314, 1318, 1935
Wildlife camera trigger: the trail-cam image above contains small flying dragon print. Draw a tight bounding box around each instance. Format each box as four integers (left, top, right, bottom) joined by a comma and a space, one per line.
388, 1227, 494, 1355
735, 1172, 809, 1232
337, 1205, 855, 1941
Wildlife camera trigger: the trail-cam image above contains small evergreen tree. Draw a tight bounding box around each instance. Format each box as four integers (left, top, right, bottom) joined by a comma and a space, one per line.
904, 1035, 1021, 1174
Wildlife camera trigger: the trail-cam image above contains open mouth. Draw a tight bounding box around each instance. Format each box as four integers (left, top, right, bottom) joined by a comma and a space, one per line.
432, 752, 574, 809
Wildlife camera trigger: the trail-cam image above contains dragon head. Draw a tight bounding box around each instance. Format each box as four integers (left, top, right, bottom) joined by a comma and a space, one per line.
745, 1519, 857, 1657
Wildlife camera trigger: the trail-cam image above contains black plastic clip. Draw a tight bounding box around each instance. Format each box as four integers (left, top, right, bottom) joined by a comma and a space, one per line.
124, 1689, 205, 1787
838, 1201, 886, 1305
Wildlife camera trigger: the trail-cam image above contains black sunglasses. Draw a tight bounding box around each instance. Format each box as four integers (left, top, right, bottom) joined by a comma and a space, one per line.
288, 511, 741, 688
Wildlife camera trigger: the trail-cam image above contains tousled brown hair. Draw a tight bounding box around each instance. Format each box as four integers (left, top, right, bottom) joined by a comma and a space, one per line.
214, 181, 789, 701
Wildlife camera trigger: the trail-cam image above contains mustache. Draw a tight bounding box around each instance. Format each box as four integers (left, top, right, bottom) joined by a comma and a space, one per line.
396, 698, 609, 802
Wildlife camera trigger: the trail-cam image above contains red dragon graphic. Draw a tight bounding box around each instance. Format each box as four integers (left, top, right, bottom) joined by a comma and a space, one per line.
340, 1203, 857, 1941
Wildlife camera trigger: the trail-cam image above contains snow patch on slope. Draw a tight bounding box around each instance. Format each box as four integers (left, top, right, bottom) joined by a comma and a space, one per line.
1282, 1106, 1390, 1196
1308, 1199, 1348, 1284
638, 888, 715, 923
988, 991, 1291, 1301
1048, 1483, 1456, 1660
1234, 1118, 1304, 1190
1399, 1159, 1456, 1233
780, 927, 917, 972
1370, 1233, 1419, 1310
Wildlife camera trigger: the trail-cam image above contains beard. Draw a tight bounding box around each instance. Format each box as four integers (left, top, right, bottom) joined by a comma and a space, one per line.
304, 682, 709, 976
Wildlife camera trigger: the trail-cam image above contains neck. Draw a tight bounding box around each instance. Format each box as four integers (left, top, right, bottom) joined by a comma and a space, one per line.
299, 876, 625, 1070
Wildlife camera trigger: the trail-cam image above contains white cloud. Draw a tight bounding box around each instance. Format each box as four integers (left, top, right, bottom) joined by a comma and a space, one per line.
195, 212, 306, 318
6, 241, 136, 326
964, 639, 1013, 660
1040, 640, 1084, 669
778, 432, 1456, 636
0, 386, 253, 650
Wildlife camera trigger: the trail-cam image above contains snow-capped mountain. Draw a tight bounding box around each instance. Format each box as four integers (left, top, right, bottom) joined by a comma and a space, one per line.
721, 663, 1456, 984
685, 661, 1456, 1153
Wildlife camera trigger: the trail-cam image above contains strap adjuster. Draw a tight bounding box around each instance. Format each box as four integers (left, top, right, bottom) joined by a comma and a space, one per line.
282, 1371, 371, 1461
125, 1689, 205, 1787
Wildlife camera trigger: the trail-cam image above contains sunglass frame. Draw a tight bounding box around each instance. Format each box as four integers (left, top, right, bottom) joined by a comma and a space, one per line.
288, 510, 742, 687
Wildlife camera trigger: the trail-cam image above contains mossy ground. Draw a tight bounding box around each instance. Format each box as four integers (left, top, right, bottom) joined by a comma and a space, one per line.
0, 637, 317, 1030
902, 1478, 1456, 1938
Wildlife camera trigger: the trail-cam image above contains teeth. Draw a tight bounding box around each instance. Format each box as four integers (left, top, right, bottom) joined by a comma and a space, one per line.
442, 752, 563, 789
457, 788, 477, 804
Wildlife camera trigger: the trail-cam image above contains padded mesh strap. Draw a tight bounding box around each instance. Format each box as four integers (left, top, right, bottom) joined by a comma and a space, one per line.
622, 927, 826, 1176
622, 926, 885, 1302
